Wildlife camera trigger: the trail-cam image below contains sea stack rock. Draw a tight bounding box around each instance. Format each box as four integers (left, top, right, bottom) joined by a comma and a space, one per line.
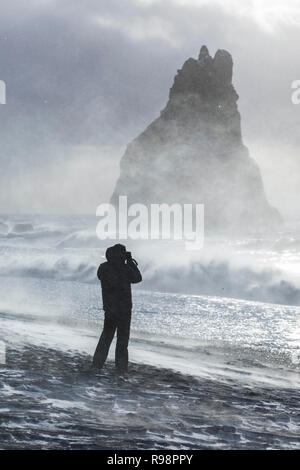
111, 46, 282, 233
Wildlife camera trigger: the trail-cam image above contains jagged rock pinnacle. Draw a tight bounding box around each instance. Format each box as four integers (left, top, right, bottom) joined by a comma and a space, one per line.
110, 46, 282, 234
198, 45, 211, 65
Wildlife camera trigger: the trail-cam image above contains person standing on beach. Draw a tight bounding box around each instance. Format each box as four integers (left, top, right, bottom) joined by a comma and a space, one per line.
92, 244, 142, 374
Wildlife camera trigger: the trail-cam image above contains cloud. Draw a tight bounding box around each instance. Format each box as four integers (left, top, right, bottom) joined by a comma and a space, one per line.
94, 13, 177, 44
135, 0, 300, 32
0, 0, 299, 215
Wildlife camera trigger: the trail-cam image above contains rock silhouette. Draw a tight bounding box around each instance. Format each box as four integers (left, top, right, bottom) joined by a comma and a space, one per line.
111, 46, 282, 233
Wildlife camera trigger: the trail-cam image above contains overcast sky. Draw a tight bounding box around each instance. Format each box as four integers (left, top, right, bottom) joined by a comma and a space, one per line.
0, 0, 299, 217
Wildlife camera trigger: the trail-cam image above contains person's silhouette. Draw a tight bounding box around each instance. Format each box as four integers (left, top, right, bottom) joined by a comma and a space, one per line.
92, 244, 142, 373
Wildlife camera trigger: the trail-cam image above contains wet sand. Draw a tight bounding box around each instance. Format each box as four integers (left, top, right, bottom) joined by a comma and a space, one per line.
0, 344, 299, 450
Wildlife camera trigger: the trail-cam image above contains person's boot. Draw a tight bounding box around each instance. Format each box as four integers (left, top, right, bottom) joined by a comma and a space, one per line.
91, 358, 104, 369
115, 366, 128, 377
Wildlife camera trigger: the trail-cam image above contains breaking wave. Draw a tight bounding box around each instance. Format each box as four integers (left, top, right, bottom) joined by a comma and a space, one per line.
0, 246, 299, 306
1, 215, 300, 305
142, 259, 300, 306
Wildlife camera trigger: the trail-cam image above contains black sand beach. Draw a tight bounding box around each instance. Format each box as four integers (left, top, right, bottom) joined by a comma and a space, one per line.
1, 344, 299, 450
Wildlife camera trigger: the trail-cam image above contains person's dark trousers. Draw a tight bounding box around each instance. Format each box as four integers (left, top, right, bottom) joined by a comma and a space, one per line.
92, 311, 131, 372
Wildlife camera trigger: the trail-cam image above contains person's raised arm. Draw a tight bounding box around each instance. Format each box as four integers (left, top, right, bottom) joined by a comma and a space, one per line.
126, 258, 142, 284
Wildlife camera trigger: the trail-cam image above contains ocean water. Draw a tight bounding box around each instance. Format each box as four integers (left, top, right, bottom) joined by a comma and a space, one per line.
0, 214, 299, 449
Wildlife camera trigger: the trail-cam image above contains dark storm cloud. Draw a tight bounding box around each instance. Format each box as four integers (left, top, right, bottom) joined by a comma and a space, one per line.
0, 0, 179, 148
0, 0, 299, 214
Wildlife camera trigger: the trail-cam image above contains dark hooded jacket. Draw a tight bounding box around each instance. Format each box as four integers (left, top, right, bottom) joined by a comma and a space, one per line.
97, 247, 142, 313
